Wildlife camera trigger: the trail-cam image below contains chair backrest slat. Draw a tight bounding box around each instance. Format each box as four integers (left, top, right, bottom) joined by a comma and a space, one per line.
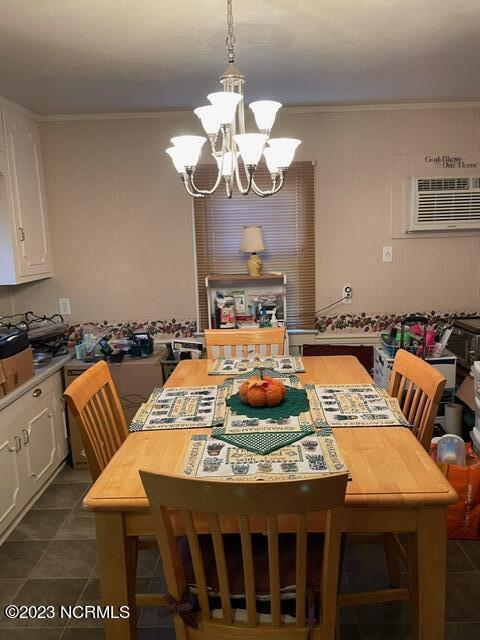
182, 509, 210, 619
82, 404, 108, 472
413, 391, 428, 428
238, 515, 257, 627
319, 509, 344, 638
267, 515, 281, 627
90, 393, 117, 456
208, 513, 233, 624
64, 361, 129, 480
139, 472, 348, 638
387, 349, 446, 451
205, 328, 286, 359
406, 385, 422, 423
295, 513, 308, 627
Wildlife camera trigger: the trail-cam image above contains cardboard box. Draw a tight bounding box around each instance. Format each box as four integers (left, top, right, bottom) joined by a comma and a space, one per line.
64, 355, 165, 469
456, 375, 475, 412
0, 347, 34, 397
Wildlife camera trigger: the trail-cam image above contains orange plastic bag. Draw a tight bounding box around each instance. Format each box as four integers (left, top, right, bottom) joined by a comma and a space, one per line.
445, 464, 480, 539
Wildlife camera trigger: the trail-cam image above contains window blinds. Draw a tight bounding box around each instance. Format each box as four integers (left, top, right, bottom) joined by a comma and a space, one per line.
193, 161, 315, 329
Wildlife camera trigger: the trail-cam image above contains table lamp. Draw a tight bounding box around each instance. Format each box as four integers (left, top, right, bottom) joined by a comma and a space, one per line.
240, 225, 266, 277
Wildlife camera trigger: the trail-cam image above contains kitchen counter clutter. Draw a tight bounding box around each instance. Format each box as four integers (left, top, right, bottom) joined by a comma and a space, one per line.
0, 351, 72, 412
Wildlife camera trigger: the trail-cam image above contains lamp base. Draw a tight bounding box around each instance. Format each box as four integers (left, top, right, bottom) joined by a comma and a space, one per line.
247, 252, 263, 277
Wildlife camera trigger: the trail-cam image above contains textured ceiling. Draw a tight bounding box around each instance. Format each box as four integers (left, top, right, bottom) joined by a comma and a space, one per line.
0, 0, 479, 115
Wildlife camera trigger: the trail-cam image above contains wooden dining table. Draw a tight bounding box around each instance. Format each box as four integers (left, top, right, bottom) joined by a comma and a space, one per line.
84, 355, 457, 640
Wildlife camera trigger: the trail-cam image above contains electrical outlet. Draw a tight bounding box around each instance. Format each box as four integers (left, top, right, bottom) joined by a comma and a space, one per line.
342, 284, 352, 304
383, 246, 393, 262
58, 298, 71, 315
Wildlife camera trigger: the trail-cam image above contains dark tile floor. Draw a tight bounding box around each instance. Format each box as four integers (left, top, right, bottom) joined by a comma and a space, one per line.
1, 465, 480, 639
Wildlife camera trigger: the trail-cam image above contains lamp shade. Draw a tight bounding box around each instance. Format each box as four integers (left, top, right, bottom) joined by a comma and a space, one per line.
233, 133, 268, 166
169, 135, 206, 168
207, 92, 242, 125
249, 100, 282, 131
240, 225, 266, 253
266, 138, 301, 168
194, 105, 221, 135
263, 147, 279, 175
165, 146, 187, 173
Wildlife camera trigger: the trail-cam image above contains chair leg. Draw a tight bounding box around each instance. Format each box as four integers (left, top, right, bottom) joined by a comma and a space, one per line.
383, 533, 401, 588
335, 534, 346, 640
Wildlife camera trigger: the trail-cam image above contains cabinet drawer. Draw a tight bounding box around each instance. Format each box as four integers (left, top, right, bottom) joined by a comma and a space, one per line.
20, 372, 62, 411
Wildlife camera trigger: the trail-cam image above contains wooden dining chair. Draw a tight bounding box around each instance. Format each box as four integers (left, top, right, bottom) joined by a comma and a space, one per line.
140, 471, 349, 640
205, 327, 286, 359
388, 348, 446, 451
64, 361, 128, 481
342, 349, 447, 609
64, 361, 164, 608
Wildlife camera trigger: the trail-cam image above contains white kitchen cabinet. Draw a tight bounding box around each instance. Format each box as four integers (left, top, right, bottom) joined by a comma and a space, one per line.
0, 371, 68, 542
0, 106, 53, 284
0, 402, 28, 534
22, 387, 58, 488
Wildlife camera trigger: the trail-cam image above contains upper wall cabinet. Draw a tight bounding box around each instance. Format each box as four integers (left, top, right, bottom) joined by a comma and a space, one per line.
0, 107, 53, 285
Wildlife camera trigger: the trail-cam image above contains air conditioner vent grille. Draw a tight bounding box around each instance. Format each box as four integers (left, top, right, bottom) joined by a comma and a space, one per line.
418, 178, 470, 191
409, 176, 480, 231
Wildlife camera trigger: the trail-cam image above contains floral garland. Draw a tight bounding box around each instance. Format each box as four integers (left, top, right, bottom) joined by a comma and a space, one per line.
64, 310, 478, 340
315, 310, 479, 333
67, 318, 197, 342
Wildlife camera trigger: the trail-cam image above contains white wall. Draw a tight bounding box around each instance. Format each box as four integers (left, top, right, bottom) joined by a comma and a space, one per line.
5, 104, 480, 324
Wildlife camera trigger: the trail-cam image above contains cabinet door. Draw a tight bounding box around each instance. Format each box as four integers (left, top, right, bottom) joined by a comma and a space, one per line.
0, 415, 26, 532
22, 389, 57, 487
4, 109, 52, 278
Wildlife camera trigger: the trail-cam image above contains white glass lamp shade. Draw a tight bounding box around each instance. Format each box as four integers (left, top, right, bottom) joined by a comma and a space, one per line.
207, 91, 242, 125
240, 225, 266, 253
263, 147, 279, 175
169, 135, 206, 168
166, 147, 189, 173
233, 133, 268, 166
194, 106, 220, 135
249, 100, 282, 131
266, 138, 301, 168
214, 151, 234, 177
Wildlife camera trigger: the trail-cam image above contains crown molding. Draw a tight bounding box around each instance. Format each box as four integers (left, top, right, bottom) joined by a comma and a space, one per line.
0, 94, 38, 120
284, 101, 480, 114
2, 95, 480, 123
36, 100, 480, 123
36, 109, 192, 122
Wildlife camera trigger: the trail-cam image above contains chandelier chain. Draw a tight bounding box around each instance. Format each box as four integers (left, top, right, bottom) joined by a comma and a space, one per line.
225, 0, 236, 63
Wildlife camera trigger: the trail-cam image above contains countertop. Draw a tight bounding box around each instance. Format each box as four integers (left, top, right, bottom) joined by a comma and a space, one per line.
0, 351, 73, 412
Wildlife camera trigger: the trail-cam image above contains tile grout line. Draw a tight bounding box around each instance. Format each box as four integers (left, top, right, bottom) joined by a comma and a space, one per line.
457, 541, 479, 572
22, 496, 79, 581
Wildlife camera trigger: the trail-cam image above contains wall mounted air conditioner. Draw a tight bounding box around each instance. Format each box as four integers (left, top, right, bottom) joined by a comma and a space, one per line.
408, 176, 480, 232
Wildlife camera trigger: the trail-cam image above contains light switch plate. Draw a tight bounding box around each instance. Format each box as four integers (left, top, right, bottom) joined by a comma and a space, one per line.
58, 298, 71, 315
383, 246, 393, 262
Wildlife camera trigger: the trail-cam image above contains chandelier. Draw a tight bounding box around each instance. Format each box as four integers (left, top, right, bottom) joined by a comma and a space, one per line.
165, 0, 301, 198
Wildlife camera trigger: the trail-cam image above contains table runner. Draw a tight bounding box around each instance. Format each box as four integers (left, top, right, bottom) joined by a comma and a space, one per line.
307, 383, 409, 429
212, 368, 318, 454
208, 355, 305, 375
182, 432, 348, 481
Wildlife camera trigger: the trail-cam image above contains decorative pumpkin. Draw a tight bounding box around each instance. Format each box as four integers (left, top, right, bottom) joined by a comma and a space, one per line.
239, 376, 286, 407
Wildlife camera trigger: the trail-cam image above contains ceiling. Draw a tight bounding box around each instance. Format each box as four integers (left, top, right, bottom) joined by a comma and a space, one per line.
1, 0, 479, 115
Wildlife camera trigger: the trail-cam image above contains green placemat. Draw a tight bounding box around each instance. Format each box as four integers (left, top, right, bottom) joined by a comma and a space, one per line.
226, 386, 310, 419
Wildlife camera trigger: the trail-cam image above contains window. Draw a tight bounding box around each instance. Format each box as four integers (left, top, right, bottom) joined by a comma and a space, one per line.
193, 161, 315, 329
